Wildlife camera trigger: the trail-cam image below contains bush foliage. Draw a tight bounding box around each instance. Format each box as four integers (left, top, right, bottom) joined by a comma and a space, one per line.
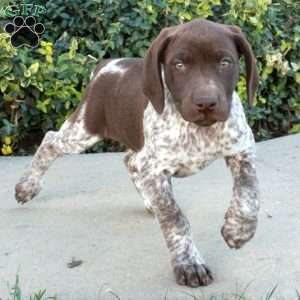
0, 0, 300, 155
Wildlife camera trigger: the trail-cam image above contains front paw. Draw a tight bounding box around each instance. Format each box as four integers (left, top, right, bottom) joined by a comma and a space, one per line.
221, 212, 257, 249
173, 263, 213, 287
15, 176, 41, 204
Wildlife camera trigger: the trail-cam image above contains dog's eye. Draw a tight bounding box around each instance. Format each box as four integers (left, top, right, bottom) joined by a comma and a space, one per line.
220, 58, 232, 68
175, 62, 185, 71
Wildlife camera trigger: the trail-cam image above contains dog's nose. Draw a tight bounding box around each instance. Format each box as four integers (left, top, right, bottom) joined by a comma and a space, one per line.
193, 96, 217, 112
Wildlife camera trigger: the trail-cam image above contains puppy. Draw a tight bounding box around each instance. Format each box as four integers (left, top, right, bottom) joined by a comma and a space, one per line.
15, 19, 260, 287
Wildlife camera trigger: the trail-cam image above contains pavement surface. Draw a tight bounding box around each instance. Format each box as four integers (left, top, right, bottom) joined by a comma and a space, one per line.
0, 134, 299, 300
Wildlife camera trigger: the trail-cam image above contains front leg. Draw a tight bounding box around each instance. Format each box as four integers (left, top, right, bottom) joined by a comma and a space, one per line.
130, 164, 213, 287
222, 151, 260, 249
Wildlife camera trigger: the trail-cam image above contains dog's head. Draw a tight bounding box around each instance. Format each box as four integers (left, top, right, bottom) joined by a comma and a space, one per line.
142, 19, 259, 126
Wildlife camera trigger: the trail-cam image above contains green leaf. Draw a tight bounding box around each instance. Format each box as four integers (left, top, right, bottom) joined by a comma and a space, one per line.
28, 62, 39, 75
0, 80, 8, 93
24, 69, 31, 78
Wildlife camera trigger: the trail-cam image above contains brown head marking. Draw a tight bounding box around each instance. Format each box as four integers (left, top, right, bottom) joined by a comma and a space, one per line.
142, 19, 259, 126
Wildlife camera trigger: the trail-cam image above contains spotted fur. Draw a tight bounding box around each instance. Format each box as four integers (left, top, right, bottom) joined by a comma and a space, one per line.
124, 86, 259, 286
15, 102, 100, 202
15, 19, 260, 288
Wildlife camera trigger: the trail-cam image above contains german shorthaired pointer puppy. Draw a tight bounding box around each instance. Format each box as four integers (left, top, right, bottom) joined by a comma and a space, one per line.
15, 19, 260, 287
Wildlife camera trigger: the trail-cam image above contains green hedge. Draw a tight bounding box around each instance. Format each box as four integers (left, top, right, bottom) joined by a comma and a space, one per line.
0, 0, 300, 155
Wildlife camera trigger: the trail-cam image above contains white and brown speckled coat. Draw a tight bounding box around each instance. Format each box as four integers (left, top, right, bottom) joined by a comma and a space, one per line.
15, 19, 260, 288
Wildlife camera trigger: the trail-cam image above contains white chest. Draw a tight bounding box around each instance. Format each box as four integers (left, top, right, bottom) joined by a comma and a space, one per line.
139, 92, 254, 177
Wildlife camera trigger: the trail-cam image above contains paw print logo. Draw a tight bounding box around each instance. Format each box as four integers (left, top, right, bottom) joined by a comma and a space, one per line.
4, 16, 45, 48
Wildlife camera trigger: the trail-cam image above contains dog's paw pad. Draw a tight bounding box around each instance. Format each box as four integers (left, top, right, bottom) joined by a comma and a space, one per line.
221, 217, 257, 249
4, 16, 44, 48
173, 263, 213, 287
15, 178, 41, 204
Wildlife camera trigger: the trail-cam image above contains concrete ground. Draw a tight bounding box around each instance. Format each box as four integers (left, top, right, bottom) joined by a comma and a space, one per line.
0, 134, 299, 300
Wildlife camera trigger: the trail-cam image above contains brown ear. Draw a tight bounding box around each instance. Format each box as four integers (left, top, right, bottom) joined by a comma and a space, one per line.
228, 26, 259, 107
142, 27, 175, 114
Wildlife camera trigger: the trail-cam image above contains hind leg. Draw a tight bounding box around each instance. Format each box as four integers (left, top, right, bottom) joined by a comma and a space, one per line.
15, 104, 101, 204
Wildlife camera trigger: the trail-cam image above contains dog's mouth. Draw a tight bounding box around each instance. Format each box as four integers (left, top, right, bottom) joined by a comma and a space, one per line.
181, 107, 218, 127
193, 111, 219, 127
193, 108, 230, 127
194, 119, 216, 127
